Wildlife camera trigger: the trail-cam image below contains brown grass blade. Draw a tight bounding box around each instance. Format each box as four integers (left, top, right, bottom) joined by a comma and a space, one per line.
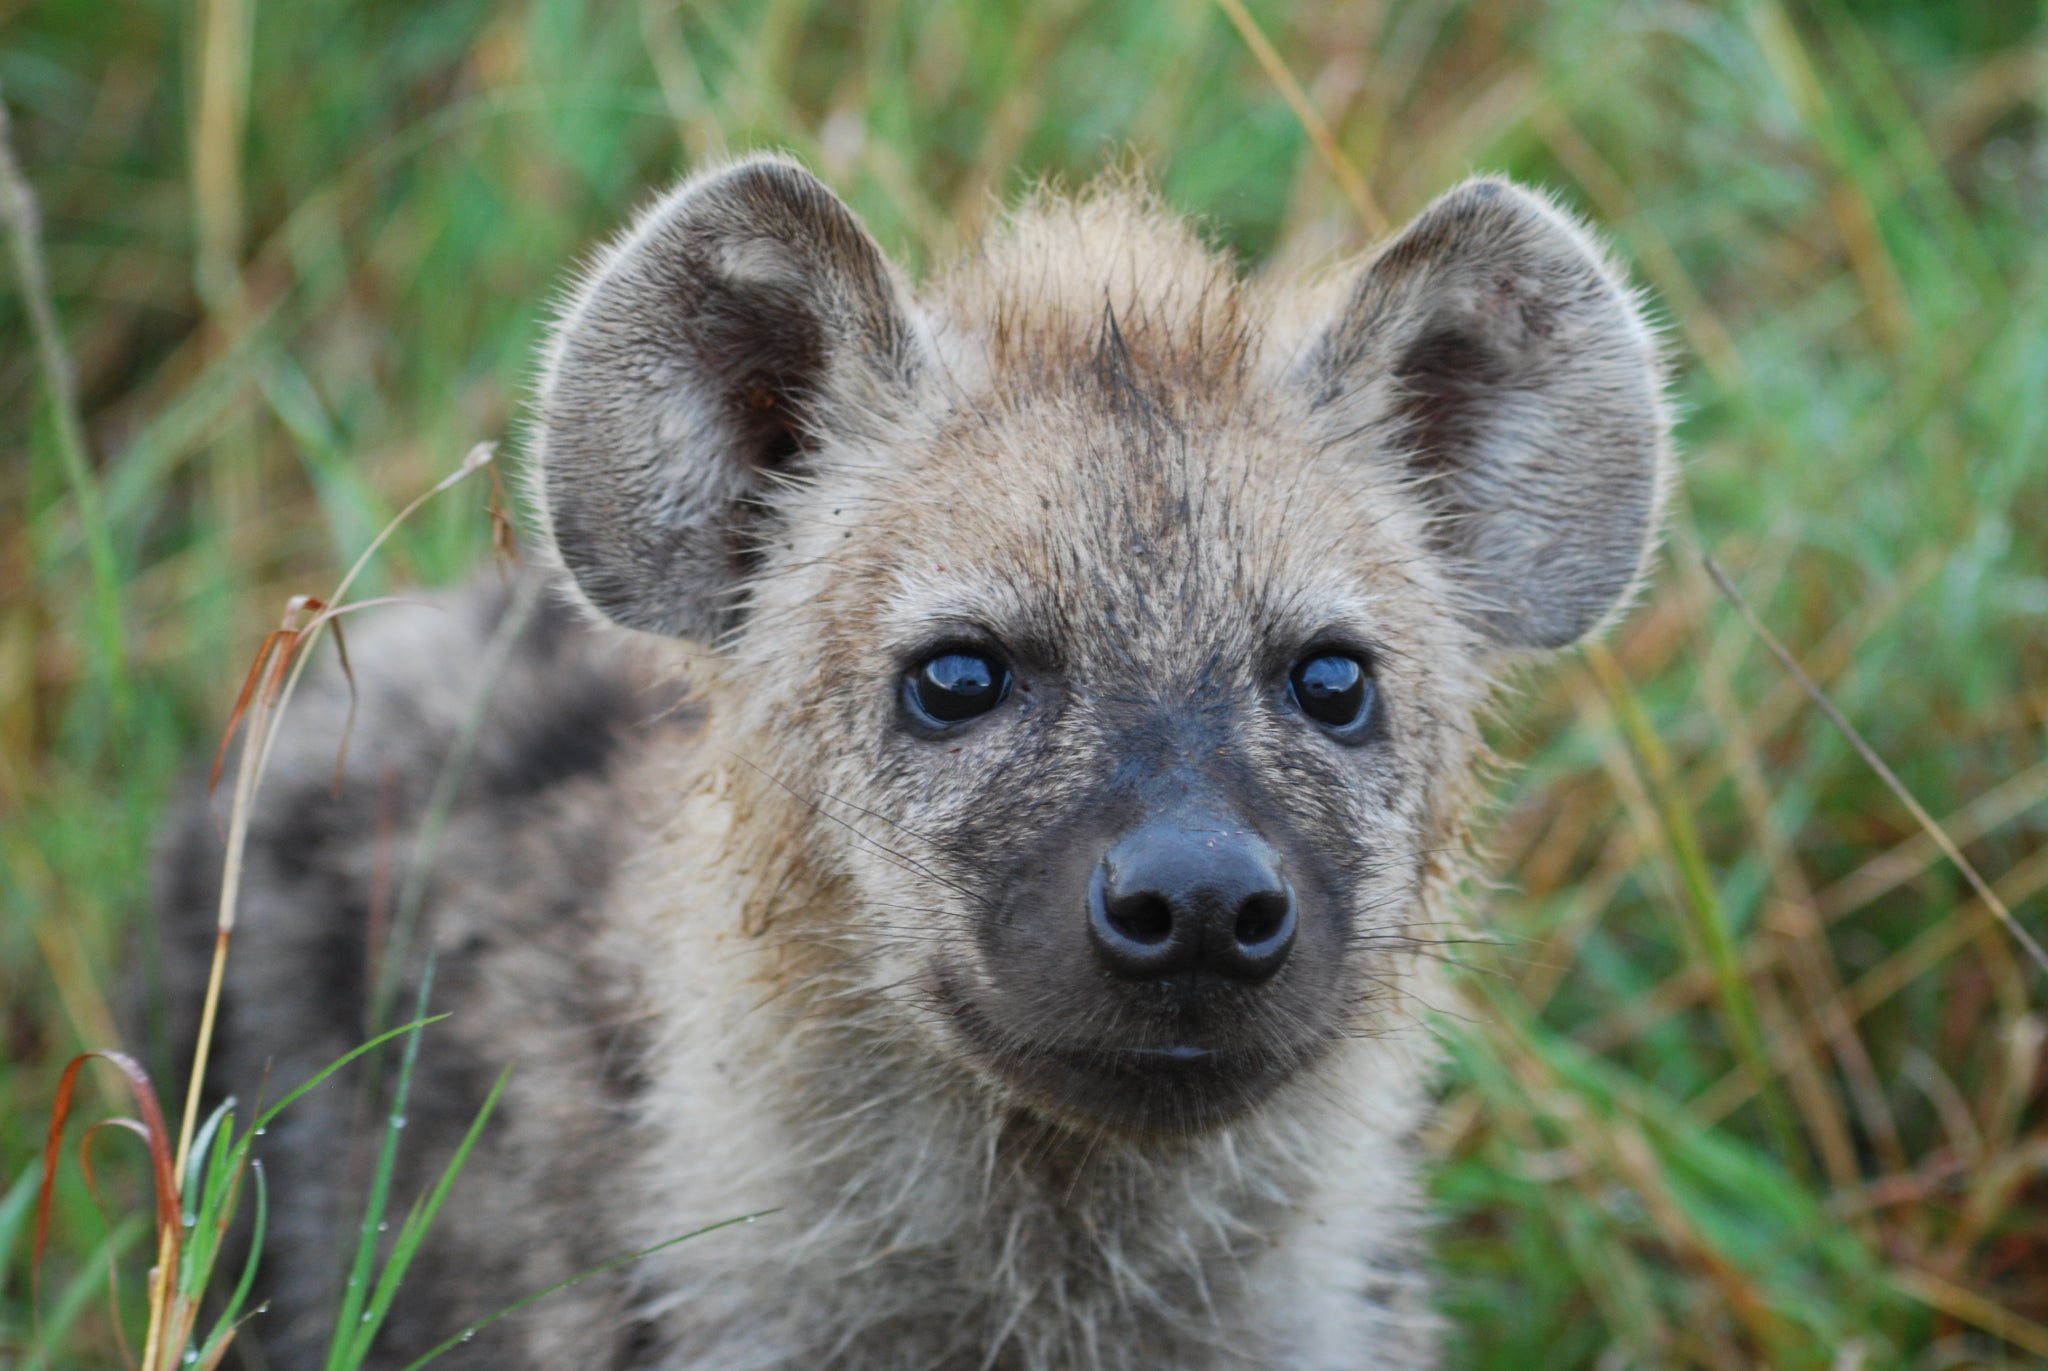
1893, 1266, 2048, 1359
205, 629, 287, 802
487, 458, 521, 583
1211, 0, 1387, 236
36, 1052, 181, 1364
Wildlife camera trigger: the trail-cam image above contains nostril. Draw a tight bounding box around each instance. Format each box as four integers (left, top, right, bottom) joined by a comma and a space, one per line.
1225, 884, 1296, 982
1107, 891, 1175, 945
1088, 864, 1185, 979
1234, 888, 1292, 950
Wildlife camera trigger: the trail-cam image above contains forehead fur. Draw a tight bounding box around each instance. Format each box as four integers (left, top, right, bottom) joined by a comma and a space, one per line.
924, 180, 1269, 412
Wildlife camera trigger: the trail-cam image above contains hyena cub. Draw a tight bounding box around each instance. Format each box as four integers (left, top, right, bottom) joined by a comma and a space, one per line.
162, 157, 1668, 1368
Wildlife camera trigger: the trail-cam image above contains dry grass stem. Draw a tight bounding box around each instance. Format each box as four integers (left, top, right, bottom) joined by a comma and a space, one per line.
1212, 0, 1387, 236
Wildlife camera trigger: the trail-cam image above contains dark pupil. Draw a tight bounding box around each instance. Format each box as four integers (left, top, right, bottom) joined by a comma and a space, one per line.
1292, 654, 1369, 727
914, 652, 1005, 723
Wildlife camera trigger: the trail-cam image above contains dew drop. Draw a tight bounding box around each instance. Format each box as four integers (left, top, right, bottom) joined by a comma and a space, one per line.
393, 1115, 407, 1129
378, 1221, 389, 1232
253, 1127, 267, 1136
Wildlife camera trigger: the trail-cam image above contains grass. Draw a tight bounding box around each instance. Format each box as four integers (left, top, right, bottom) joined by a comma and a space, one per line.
2, 0, 2045, 1365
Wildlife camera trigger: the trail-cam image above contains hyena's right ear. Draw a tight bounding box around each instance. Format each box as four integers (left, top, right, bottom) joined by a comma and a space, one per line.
536, 156, 925, 640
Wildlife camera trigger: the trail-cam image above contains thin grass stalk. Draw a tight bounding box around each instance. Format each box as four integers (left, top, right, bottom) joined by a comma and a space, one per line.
170, 636, 275, 1187
368, 569, 540, 1034
0, 80, 131, 726
1703, 554, 2048, 978
248, 443, 499, 795
188, 0, 253, 319
395, 1212, 774, 1371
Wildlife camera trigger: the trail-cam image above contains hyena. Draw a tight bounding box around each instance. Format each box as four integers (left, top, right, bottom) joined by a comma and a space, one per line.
160, 156, 1668, 1369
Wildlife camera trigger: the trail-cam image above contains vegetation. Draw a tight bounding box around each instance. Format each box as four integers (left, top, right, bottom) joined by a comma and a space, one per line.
4, 0, 2045, 1365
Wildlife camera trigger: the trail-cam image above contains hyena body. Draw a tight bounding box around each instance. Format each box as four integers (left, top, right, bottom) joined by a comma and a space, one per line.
162, 159, 1668, 1369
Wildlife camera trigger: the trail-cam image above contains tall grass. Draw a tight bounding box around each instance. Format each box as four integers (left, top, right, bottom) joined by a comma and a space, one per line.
3, 0, 2044, 1366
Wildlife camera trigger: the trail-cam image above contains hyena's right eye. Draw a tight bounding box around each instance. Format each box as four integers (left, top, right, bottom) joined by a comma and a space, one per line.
904, 649, 1014, 728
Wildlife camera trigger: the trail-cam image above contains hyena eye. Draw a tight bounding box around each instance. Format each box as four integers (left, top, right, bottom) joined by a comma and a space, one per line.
1289, 652, 1375, 734
905, 650, 1013, 727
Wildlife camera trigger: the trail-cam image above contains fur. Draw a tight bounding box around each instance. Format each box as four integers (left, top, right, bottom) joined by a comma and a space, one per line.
160, 157, 1670, 1369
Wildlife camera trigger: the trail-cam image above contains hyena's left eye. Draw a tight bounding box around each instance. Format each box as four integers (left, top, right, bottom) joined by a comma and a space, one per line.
904, 650, 1013, 727
1289, 652, 1376, 735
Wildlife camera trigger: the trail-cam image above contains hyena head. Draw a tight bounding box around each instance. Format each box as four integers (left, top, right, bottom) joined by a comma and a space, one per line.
535, 157, 1668, 1137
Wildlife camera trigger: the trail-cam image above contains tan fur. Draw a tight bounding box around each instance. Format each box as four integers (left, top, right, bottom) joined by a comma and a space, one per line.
162, 157, 1669, 1368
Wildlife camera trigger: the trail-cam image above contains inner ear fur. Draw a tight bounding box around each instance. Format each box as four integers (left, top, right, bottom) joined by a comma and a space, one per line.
1303, 177, 1671, 651
536, 155, 924, 641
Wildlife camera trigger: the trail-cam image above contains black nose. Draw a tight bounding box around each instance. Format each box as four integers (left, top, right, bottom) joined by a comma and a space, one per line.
1087, 816, 1296, 983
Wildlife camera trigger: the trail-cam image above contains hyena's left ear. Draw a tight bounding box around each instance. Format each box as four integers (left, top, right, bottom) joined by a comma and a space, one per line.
536, 156, 926, 641
1300, 177, 1671, 651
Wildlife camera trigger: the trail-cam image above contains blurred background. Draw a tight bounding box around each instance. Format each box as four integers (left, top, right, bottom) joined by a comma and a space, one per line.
3, 0, 2045, 1366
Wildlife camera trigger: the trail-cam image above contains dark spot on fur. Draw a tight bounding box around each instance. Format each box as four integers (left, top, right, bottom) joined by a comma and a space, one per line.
315, 893, 371, 1039
614, 1319, 662, 1369
482, 676, 631, 800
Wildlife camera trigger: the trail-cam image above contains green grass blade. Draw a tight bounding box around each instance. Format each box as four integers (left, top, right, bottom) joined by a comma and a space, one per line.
249, 1016, 449, 1136
0, 1161, 40, 1293
194, 1155, 269, 1366
327, 958, 439, 1370
347, 1064, 511, 1365
181, 1095, 239, 1226
177, 1097, 245, 1299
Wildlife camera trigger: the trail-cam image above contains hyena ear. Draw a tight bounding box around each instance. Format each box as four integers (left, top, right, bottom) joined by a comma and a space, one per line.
1300, 177, 1670, 650
536, 155, 924, 640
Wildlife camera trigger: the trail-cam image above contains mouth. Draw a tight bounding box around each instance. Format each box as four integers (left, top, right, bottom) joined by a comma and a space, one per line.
935, 977, 1325, 1135
1121, 1044, 1213, 1063
1025, 1035, 1308, 1134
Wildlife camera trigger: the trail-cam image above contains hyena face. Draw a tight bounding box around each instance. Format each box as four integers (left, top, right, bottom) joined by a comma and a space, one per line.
537, 159, 1666, 1136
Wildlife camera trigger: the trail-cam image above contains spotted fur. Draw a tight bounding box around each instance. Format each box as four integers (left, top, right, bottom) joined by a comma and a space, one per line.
160, 156, 1669, 1369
